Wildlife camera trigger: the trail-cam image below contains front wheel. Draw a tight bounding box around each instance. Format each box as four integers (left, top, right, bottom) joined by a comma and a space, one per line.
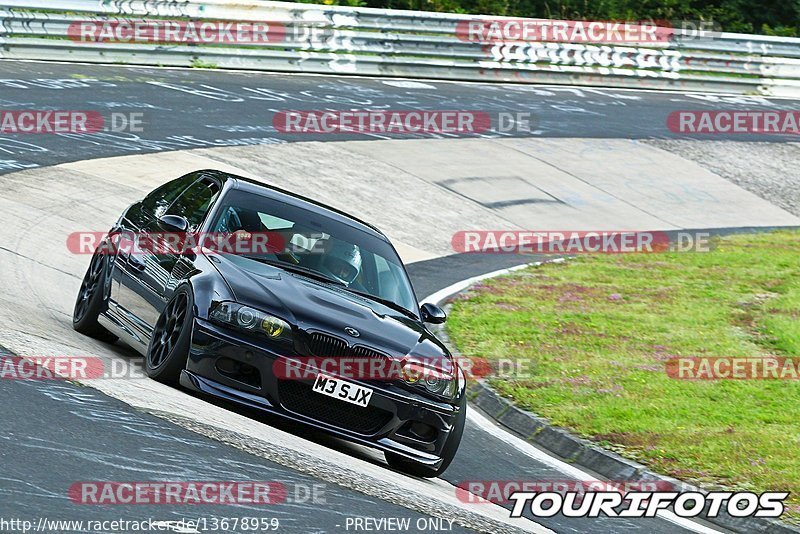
72, 247, 118, 343
386, 394, 467, 478
145, 286, 193, 384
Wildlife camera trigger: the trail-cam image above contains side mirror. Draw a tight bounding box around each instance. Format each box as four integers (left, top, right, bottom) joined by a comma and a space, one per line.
158, 214, 189, 233
420, 303, 447, 324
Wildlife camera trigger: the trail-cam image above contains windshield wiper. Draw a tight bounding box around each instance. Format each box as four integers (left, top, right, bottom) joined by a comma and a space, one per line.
344, 288, 419, 320
243, 256, 346, 287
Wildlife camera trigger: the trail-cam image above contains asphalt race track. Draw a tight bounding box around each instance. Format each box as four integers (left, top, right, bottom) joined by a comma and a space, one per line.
1, 369, 476, 533
0, 60, 798, 175
2, 59, 795, 534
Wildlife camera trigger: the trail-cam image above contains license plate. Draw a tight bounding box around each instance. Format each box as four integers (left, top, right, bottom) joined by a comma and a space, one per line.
312, 374, 373, 408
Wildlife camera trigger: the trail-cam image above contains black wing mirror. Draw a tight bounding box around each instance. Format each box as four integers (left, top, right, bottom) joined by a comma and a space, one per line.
420, 303, 447, 324
158, 214, 189, 232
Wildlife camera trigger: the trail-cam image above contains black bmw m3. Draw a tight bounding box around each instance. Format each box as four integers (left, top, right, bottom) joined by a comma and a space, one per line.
73, 169, 466, 477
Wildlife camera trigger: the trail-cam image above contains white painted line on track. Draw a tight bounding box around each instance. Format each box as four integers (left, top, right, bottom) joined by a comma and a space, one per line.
421, 261, 552, 306
3, 58, 799, 101
381, 80, 437, 89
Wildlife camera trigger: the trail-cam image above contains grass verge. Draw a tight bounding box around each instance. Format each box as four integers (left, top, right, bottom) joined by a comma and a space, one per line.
447, 230, 800, 520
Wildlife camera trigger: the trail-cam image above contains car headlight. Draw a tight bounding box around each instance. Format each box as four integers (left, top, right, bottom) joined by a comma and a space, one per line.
209, 301, 292, 342
402, 358, 457, 399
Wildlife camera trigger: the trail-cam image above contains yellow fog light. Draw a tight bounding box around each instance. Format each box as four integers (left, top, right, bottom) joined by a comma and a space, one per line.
261, 317, 286, 337
402, 360, 424, 383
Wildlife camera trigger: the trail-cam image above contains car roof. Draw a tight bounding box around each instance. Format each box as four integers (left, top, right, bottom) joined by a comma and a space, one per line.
201, 169, 389, 241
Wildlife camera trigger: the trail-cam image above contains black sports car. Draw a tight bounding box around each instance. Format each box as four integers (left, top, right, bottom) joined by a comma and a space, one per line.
73, 170, 466, 477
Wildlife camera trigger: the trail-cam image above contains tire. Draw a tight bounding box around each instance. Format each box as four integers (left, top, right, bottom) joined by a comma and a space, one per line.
72, 246, 118, 343
145, 286, 193, 384
386, 393, 467, 478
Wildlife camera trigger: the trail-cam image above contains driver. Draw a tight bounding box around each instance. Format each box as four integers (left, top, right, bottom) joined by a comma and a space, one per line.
225, 208, 270, 250
226, 208, 310, 260
319, 240, 362, 285
228, 208, 264, 238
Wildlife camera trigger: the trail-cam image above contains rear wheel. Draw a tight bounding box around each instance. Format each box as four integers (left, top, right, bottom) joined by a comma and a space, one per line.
72, 247, 118, 342
386, 394, 467, 478
145, 286, 193, 384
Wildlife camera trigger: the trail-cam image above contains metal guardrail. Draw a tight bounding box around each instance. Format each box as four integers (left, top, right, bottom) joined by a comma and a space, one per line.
1, 0, 800, 95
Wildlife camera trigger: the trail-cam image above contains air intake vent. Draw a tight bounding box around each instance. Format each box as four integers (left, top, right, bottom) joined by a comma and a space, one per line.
307, 332, 349, 357
278, 381, 392, 435
351, 345, 388, 360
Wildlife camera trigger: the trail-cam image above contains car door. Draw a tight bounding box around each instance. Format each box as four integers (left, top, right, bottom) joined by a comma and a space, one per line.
120, 175, 221, 343
109, 172, 204, 348
152, 175, 222, 301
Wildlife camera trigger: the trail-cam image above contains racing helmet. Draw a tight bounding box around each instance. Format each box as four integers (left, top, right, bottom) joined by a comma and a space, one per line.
319, 240, 362, 285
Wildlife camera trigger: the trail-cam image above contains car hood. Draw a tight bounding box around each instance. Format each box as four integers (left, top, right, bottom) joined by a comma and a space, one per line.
209, 254, 450, 361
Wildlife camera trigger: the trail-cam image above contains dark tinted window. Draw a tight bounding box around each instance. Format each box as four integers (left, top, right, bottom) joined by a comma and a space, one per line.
141, 173, 198, 218
209, 189, 418, 315
166, 178, 221, 230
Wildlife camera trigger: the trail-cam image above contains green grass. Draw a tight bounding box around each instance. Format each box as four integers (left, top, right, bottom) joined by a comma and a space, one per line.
447, 230, 800, 519
189, 58, 219, 69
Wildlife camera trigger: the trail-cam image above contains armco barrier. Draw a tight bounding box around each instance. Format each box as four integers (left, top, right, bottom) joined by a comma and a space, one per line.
1, 0, 800, 96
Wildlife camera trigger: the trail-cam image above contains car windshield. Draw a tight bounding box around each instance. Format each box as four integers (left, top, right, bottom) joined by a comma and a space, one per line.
209, 188, 419, 317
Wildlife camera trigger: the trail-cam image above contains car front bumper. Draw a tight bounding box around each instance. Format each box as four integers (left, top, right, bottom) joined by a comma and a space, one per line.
181, 318, 464, 468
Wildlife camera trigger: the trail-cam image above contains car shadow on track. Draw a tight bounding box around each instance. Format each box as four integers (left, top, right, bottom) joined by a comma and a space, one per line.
102, 337, 425, 479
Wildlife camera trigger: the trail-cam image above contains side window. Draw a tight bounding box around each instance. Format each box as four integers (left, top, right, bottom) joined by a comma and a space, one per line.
166, 178, 221, 230
141, 173, 198, 218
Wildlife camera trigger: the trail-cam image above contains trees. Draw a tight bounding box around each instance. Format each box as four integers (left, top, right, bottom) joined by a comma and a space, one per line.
348, 0, 800, 36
